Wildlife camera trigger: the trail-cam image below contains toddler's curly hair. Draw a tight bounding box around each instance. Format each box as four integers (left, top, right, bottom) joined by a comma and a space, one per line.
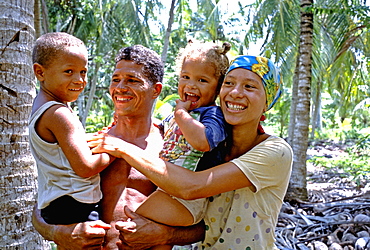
176, 40, 231, 89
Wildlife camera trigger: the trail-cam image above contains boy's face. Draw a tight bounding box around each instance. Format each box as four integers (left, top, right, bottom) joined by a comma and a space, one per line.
35, 46, 88, 103
178, 58, 219, 110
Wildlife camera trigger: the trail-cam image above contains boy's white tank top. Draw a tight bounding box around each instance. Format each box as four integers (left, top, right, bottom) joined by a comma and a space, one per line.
28, 101, 102, 209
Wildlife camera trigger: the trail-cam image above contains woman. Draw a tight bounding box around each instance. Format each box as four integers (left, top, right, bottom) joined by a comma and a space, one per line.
92, 55, 293, 249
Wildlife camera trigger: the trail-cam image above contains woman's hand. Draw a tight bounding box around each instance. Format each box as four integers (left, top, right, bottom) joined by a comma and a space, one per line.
89, 133, 128, 158
86, 133, 106, 149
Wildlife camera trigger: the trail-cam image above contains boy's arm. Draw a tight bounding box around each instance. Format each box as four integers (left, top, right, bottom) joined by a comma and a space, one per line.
32, 205, 110, 249
174, 100, 210, 152
42, 105, 114, 178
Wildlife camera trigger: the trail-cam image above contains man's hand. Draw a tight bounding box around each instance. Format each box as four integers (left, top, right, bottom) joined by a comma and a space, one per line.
116, 206, 171, 250
53, 220, 111, 250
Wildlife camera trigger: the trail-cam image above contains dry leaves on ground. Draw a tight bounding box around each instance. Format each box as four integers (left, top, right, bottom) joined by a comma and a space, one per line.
276, 142, 370, 250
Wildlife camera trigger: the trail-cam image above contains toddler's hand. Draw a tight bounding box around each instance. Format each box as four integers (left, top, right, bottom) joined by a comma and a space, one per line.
175, 99, 191, 112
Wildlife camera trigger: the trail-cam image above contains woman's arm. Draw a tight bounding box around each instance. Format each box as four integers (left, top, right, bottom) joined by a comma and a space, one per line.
92, 135, 252, 200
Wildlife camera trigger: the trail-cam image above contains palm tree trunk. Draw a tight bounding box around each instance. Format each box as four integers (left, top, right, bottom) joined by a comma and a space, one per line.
286, 0, 314, 201
287, 57, 300, 145
34, 0, 42, 38
0, 0, 49, 248
81, 61, 101, 126
311, 79, 322, 138
161, 0, 176, 64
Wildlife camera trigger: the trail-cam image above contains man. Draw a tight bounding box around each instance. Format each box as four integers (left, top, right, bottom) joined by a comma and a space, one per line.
32, 45, 204, 249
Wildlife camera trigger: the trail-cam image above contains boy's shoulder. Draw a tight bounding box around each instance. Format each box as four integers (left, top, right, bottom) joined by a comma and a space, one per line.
30, 100, 67, 118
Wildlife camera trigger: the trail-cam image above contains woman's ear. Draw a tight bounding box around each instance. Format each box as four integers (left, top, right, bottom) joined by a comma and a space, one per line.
33, 63, 45, 81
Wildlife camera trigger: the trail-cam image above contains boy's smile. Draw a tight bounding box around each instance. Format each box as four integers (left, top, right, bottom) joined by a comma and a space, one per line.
36, 46, 88, 104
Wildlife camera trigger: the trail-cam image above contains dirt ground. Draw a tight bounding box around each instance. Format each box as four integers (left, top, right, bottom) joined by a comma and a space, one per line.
275, 141, 370, 249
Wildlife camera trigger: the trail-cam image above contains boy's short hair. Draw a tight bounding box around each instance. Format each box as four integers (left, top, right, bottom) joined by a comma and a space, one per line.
115, 45, 164, 85
32, 32, 87, 66
176, 40, 231, 88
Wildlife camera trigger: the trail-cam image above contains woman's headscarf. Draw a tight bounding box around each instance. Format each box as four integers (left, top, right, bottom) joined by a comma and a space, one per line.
226, 55, 282, 111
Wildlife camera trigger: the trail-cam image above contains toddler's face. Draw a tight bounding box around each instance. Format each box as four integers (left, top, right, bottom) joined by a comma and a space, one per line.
178, 58, 219, 110
41, 46, 88, 103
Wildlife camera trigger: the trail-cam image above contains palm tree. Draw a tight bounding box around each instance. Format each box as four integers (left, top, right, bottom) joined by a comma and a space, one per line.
42, 0, 163, 127
245, 0, 369, 200
309, 1, 370, 136
0, 0, 49, 248
161, 0, 177, 63
286, 0, 314, 200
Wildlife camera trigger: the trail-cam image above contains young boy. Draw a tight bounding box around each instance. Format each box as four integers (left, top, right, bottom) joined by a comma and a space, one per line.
29, 32, 113, 224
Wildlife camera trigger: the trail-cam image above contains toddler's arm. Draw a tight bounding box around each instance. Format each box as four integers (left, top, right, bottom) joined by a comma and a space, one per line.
174, 100, 210, 152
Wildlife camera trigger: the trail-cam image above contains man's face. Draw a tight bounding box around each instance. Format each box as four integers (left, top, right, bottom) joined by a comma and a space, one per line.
109, 60, 161, 118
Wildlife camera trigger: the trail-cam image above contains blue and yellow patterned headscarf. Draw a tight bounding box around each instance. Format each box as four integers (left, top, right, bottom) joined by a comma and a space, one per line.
226, 55, 282, 111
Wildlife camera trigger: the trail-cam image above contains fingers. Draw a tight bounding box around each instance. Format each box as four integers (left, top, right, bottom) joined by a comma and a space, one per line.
88, 140, 102, 149
115, 207, 140, 233
87, 133, 105, 149
90, 220, 111, 230
123, 206, 136, 219
175, 99, 191, 111
115, 220, 137, 232
86, 132, 105, 142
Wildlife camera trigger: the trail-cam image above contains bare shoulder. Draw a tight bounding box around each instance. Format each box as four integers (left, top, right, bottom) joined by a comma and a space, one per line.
34, 103, 74, 143
147, 123, 164, 154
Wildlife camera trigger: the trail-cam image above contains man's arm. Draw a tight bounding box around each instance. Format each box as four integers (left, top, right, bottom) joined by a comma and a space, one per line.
32, 205, 110, 250
116, 206, 205, 250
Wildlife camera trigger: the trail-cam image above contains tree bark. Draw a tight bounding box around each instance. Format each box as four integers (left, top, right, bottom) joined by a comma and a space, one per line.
81, 61, 101, 126
286, 0, 314, 201
287, 56, 300, 146
161, 0, 176, 64
310, 79, 322, 138
0, 0, 49, 248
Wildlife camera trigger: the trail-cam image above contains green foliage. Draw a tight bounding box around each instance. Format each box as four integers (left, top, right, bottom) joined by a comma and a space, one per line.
153, 93, 179, 120
43, 0, 370, 148
308, 134, 370, 187
84, 103, 114, 133
264, 86, 291, 138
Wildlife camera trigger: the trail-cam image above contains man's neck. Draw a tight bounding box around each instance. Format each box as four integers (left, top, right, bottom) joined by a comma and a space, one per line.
108, 115, 153, 147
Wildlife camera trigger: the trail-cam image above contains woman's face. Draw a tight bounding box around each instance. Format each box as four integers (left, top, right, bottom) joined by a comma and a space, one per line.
220, 68, 267, 126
